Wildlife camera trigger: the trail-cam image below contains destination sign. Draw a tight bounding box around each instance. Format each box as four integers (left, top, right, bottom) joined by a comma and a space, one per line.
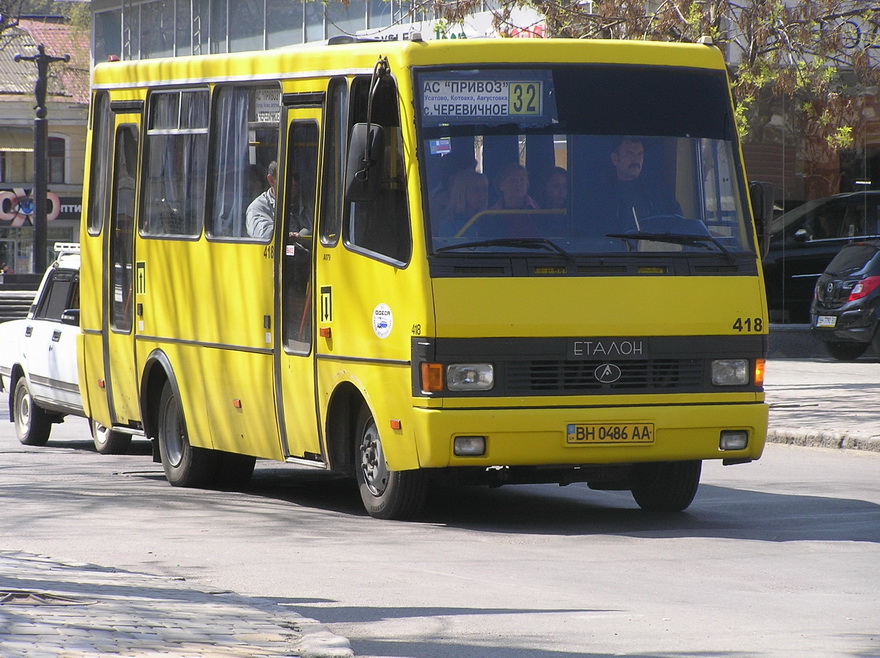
423, 79, 542, 119
419, 71, 554, 126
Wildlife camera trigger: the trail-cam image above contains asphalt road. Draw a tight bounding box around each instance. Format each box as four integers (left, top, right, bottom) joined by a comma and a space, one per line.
1, 357, 878, 657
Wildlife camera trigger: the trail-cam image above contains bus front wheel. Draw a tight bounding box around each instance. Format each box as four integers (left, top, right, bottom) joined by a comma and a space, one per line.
13, 377, 51, 446
354, 405, 427, 520
157, 382, 219, 488
630, 460, 701, 512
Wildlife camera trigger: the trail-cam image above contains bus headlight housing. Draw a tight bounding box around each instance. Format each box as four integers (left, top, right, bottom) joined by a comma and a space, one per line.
447, 363, 494, 391
711, 359, 749, 386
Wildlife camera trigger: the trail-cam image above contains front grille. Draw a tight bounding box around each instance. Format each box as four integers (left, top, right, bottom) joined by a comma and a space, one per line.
507, 358, 704, 395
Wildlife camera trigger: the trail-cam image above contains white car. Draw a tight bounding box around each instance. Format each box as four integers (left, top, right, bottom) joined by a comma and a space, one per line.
0, 246, 130, 453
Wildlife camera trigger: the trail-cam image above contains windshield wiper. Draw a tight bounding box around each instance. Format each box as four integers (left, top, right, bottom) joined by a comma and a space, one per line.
606, 231, 734, 262
435, 238, 574, 261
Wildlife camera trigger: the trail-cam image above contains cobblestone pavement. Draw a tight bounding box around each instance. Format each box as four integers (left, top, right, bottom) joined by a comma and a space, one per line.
0, 551, 353, 658
765, 348, 880, 453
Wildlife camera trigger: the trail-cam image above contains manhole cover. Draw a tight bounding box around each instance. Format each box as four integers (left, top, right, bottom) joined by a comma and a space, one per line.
0, 590, 95, 606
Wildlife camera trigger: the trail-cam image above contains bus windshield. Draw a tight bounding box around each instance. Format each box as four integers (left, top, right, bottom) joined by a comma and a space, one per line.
416, 65, 754, 258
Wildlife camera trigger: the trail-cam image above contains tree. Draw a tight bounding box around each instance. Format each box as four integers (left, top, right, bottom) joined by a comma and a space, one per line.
0, 0, 29, 36
432, 0, 880, 197
0, 0, 87, 38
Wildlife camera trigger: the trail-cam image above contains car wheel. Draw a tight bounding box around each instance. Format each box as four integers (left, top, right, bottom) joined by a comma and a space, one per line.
157, 382, 219, 487
354, 404, 428, 520
13, 377, 51, 446
91, 418, 132, 454
630, 461, 701, 512
823, 341, 868, 361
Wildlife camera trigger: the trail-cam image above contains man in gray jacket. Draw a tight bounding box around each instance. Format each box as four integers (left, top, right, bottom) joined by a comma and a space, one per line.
246, 161, 278, 239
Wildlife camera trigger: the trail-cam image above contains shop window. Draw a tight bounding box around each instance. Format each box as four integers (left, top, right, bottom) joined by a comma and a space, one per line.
1, 151, 28, 183
48, 136, 66, 184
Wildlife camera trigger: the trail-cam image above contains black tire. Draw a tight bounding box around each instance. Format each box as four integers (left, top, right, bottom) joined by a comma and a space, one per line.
91, 418, 132, 455
13, 377, 51, 446
630, 461, 702, 512
157, 382, 219, 487
823, 341, 868, 361
215, 452, 256, 490
354, 405, 427, 520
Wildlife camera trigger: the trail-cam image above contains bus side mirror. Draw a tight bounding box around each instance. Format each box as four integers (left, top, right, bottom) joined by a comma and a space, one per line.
345, 123, 384, 203
749, 180, 774, 258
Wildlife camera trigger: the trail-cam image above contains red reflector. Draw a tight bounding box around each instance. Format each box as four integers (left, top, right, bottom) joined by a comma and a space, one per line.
97, 379, 105, 389
233, 399, 242, 409
848, 276, 880, 301
319, 327, 331, 338
390, 419, 402, 430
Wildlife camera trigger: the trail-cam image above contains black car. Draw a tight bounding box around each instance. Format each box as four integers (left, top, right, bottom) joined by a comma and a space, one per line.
811, 241, 880, 360
763, 191, 880, 323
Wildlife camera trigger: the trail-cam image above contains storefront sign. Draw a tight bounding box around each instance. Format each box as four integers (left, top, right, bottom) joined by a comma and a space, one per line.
0, 188, 82, 225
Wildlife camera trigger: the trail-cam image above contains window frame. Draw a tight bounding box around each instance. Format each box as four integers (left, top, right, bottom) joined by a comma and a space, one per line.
140, 86, 210, 239
205, 82, 282, 242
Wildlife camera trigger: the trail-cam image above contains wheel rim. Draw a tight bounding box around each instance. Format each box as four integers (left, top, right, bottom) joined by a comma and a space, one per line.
358, 417, 388, 497
161, 395, 186, 467
15, 384, 31, 436
93, 421, 110, 447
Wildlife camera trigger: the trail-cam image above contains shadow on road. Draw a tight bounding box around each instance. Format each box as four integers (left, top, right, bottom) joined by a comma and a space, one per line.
232, 466, 880, 545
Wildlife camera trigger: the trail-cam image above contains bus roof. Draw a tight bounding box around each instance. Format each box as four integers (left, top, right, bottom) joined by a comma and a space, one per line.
92, 38, 728, 90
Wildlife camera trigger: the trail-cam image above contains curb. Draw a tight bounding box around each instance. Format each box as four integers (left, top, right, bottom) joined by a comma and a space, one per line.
767, 428, 880, 453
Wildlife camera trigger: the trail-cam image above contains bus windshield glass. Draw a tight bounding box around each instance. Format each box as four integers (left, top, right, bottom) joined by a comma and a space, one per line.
416, 65, 753, 258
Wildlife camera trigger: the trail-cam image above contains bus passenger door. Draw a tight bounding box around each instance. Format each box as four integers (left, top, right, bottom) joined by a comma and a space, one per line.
276, 110, 322, 460
103, 123, 141, 426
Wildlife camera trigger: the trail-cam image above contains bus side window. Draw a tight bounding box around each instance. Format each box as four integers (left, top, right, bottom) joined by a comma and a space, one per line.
320, 77, 347, 246
208, 85, 280, 240
141, 89, 208, 237
345, 76, 411, 265
87, 92, 113, 236
110, 126, 138, 332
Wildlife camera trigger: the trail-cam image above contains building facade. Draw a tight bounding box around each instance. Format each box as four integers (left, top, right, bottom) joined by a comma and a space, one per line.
0, 17, 90, 275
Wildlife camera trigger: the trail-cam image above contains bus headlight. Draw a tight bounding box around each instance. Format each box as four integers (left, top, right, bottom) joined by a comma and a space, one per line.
447, 363, 494, 391
711, 359, 749, 386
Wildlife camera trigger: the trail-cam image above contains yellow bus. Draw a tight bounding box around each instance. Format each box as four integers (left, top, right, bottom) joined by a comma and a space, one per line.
78, 36, 770, 519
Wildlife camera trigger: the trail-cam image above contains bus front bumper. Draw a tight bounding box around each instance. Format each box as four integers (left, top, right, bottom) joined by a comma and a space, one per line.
410, 402, 768, 469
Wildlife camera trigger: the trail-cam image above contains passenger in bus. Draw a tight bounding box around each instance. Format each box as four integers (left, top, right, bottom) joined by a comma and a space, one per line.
438, 168, 489, 237
493, 163, 539, 211
246, 160, 278, 240
537, 166, 569, 235
538, 167, 568, 209
484, 162, 541, 237
605, 137, 681, 229
539, 167, 569, 210
428, 149, 478, 221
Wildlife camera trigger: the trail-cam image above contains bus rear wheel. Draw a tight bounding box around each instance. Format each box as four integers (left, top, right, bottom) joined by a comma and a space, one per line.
354, 405, 427, 520
630, 460, 701, 512
157, 382, 219, 488
91, 419, 132, 454
13, 377, 51, 446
